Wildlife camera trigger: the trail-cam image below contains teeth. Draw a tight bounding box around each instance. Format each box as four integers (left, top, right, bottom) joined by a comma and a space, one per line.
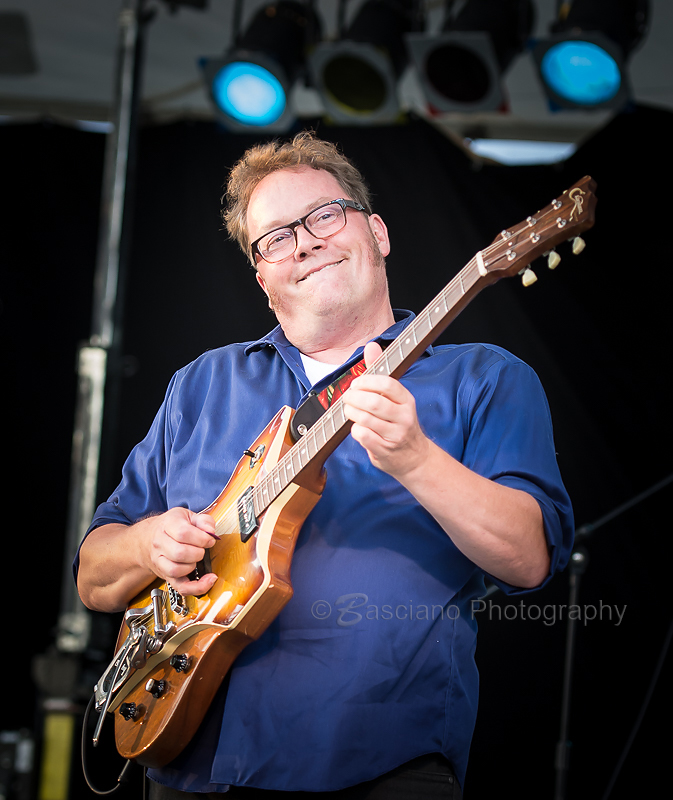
301, 261, 340, 281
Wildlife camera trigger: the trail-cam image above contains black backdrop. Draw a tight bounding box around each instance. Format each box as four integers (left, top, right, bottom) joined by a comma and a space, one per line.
3, 104, 672, 798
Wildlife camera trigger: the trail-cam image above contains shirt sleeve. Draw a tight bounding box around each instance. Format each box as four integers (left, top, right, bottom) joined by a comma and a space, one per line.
71, 371, 179, 582
457, 350, 575, 594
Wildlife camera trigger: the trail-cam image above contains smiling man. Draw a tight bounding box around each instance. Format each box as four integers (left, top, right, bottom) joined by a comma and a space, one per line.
76, 131, 574, 799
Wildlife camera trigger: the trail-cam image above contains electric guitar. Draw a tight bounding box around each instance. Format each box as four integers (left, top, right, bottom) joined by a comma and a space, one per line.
92, 175, 597, 767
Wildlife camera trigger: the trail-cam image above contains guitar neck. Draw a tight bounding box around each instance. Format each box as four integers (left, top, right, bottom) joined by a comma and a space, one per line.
252, 174, 597, 517
251, 255, 489, 517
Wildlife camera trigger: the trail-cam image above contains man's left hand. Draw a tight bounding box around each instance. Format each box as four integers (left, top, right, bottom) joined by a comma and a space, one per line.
342, 341, 431, 479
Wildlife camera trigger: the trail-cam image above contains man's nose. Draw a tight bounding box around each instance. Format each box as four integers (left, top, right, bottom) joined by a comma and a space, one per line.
294, 223, 326, 258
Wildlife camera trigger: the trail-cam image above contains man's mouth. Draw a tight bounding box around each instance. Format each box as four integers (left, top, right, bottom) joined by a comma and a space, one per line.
298, 260, 343, 282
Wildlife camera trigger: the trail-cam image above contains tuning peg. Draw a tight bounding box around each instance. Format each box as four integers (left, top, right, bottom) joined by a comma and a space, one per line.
521, 268, 537, 287
572, 236, 586, 255
547, 251, 561, 270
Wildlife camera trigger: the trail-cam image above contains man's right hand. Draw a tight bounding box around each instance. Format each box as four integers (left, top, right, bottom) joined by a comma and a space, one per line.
77, 508, 219, 612
141, 507, 219, 596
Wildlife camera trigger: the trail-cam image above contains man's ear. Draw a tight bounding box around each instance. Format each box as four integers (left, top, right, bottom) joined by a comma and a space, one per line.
256, 272, 274, 310
368, 214, 391, 258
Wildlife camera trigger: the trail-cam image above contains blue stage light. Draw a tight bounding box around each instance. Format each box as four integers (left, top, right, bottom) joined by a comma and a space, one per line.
540, 40, 621, 106
210, 61, 286, 126
533, 0, 649, 111
200, 1, 319, 132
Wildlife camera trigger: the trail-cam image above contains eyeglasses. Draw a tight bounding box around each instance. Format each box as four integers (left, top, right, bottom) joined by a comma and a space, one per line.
250, 198, 367, 264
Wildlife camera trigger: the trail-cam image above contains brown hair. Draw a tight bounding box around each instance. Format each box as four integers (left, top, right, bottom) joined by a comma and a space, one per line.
223, 130, 373, 260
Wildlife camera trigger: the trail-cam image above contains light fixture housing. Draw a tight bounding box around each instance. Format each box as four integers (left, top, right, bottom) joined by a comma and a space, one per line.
308, 0, 415, 125
200, 1, 319, 132
406, 0, 534, 113
532, 0, 649, 111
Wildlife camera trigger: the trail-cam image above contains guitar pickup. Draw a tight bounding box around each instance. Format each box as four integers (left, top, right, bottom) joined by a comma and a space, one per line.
237, 486, 257, 543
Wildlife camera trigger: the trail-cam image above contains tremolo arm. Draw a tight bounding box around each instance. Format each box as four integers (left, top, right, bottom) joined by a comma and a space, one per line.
92, 588, 177, 746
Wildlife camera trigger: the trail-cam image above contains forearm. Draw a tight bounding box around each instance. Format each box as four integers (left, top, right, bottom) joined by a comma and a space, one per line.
398, 439, 550, 589
77, 522, 157, 613
77, 508, 219, 613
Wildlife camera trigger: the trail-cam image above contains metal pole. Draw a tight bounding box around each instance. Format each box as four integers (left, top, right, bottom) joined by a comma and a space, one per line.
35, 5, 146, 798
57, 0, 144, 655
554, 546, 588, 800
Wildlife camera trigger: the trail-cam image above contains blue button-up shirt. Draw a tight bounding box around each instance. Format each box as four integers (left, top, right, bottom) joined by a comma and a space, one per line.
79, 311, 574, 792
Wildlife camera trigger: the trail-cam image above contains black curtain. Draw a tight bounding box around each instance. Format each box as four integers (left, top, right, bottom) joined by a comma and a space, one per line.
3, 104, 672, 798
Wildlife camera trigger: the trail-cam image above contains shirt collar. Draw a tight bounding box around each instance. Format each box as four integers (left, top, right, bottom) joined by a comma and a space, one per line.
244, 309, 435, 359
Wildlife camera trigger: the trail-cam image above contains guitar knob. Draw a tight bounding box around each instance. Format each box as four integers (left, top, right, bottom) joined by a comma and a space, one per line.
119, 702, 139, 721
547, 251, 561, 270
145, 678, 167, 698
572, 236, 586, 255
521, 268, 537, 287
170, 654, 192, 674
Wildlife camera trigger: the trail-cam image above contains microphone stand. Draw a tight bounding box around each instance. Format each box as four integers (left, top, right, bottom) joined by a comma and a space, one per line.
553, 472, 673, 800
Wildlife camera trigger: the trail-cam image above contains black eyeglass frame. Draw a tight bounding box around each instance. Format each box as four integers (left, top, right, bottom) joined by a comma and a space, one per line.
250, 198, 367, 264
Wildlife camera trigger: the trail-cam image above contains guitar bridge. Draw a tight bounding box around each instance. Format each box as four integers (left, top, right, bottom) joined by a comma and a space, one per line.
168, 584, 189, 616
93, 590, 176, 717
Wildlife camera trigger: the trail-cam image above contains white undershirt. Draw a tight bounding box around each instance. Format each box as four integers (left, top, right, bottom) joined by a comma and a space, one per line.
300, 353, 342, 387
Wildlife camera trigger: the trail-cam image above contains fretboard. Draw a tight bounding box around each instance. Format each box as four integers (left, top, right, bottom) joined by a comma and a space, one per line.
251, 253, 488, 517
249, 173, 597, 516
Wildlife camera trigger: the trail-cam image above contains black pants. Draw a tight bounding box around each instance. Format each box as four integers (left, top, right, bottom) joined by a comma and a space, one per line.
148, 753, 462, 800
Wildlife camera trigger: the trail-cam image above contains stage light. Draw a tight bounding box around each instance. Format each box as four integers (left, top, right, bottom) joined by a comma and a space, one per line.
406, 0, 534, 113
200, 1, 319, 131
532, 0, 649, 111
308, 0, 416, 125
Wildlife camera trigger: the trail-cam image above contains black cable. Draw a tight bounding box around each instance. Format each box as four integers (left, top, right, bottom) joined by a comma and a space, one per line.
81, 694, 133, 795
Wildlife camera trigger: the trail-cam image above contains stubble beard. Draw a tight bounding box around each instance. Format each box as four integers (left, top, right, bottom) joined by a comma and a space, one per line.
267, 233, 388, 323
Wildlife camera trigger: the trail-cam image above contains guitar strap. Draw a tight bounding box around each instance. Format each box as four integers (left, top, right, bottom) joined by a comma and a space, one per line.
316, 358, 368, 409
290, 357, 367, 441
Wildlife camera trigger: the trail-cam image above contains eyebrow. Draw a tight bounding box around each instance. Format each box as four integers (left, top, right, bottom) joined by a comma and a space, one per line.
256, 196, 337, 237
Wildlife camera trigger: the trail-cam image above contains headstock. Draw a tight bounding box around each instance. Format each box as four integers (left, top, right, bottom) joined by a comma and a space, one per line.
478, 175, 597, 286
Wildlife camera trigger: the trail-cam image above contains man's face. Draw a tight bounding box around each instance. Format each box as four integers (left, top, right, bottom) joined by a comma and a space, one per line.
246, 167, 391, 330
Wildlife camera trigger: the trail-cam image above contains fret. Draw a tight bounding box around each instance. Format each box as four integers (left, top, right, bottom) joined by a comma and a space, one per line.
391, 340, 405, 367
320, 412, 332, 439
303, 432, 315, 459
260, 479, 270, 507
445, 282, 460, 308
314, 419, 327, 448
253, 487, 263, 518
422, 309, 433, 333
393, 340, 406, 371
280, 456, 291, 488
252, 482, 260, 513
374, 347, 389, 375
327, 402, 341, 432
289, 447, 302, 479
384, 339, 404, 375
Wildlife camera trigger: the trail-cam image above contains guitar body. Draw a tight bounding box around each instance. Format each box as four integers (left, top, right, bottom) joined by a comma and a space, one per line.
107, 405, 325, 767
